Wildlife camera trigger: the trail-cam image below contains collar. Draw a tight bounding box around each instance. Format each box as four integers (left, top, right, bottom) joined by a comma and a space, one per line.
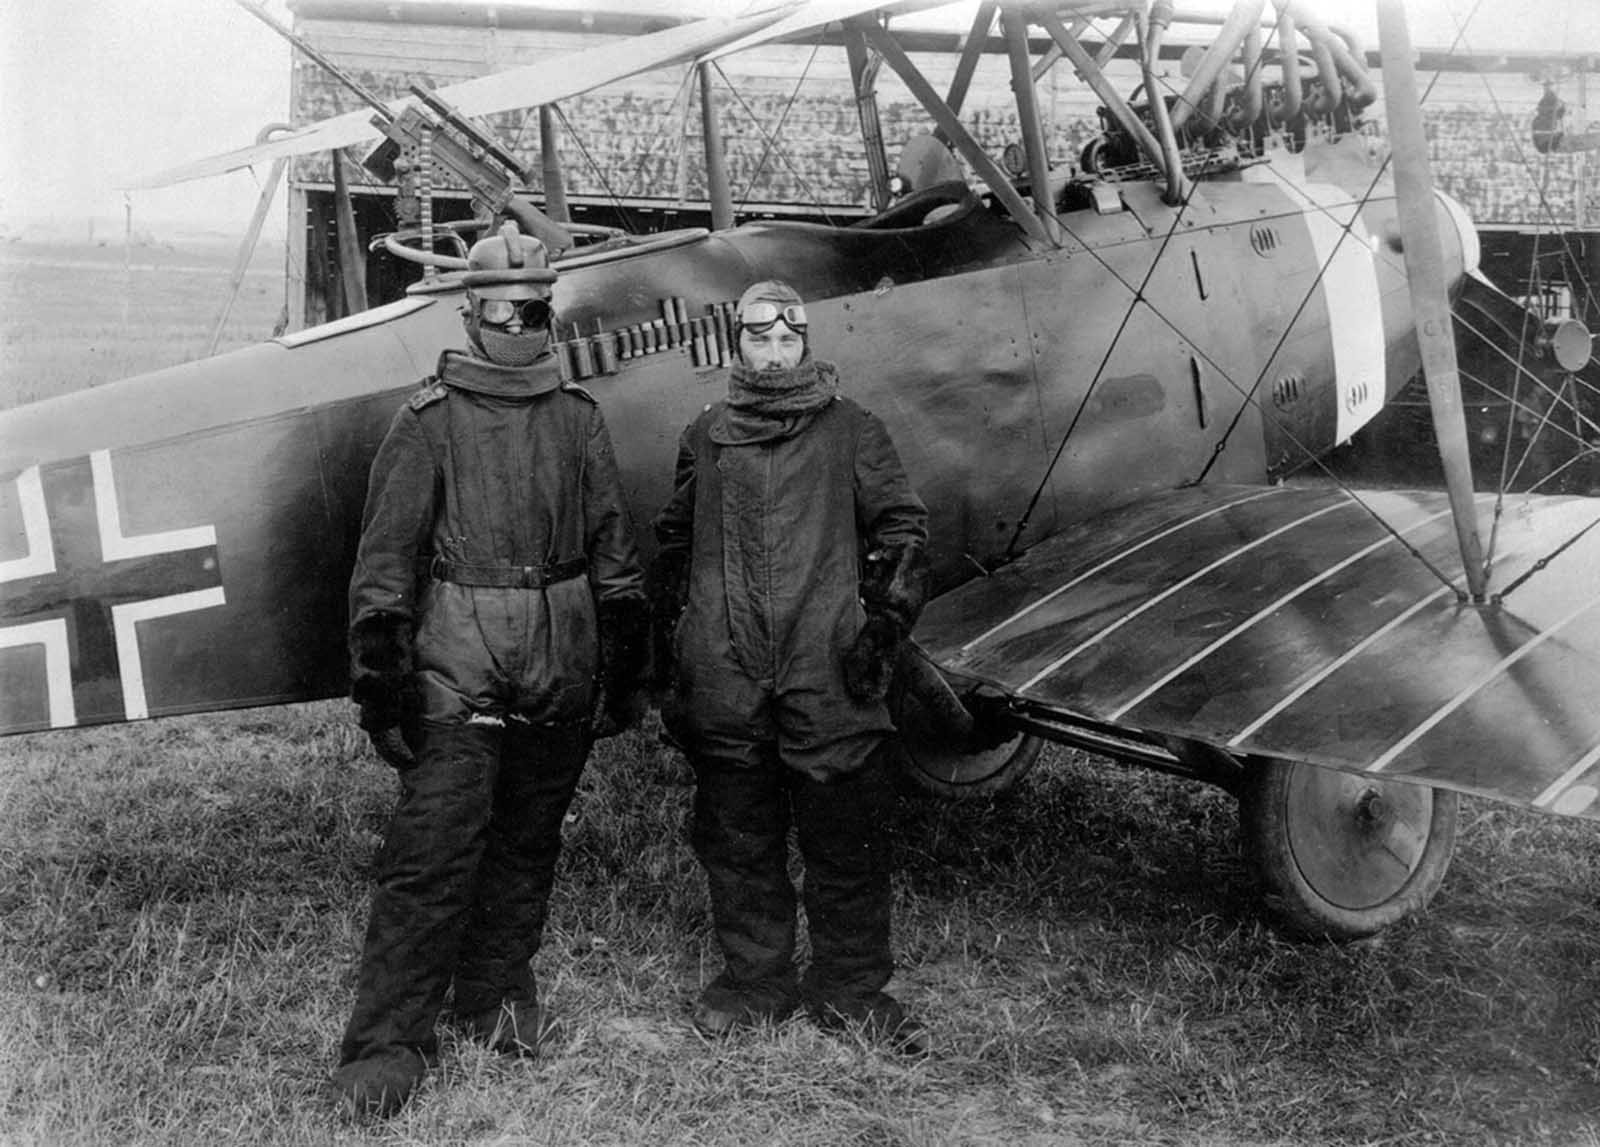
435, 349, 562, 398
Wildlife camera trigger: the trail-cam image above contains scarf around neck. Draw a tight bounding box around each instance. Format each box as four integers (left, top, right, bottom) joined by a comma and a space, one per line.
712, 358, 841, 445
436, 348, 561, 399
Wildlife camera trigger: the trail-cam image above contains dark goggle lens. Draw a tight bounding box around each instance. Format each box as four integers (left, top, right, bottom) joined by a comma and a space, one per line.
739, 301, 807, 333
479, 298, 551, 327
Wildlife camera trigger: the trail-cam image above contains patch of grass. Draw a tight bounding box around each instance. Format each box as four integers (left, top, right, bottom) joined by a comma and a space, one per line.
7, 235, 1600, 1144
5, 709, 1600, 1145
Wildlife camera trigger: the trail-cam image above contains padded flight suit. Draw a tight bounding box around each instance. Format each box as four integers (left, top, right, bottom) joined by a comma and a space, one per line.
654, 394, 927, 1019
341, 348, 643, 1068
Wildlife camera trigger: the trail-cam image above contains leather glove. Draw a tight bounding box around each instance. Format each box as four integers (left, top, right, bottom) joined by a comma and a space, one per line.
592, 596, 651, 738
843, 613, 906, 704
843, 541, 930, 705
350, 616, 416, 769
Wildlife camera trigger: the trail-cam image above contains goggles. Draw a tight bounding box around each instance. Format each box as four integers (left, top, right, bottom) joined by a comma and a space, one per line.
739, 300, 807, 334
477, 297, 552, 328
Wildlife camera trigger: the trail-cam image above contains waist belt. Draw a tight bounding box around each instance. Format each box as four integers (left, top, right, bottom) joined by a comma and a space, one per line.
426, 556, 587, 588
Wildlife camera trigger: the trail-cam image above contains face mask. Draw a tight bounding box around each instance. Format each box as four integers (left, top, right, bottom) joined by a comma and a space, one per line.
465, 302, 550, 367
476, 324, 549, 366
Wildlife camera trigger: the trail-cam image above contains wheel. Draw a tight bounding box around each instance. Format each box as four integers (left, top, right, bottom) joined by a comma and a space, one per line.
1240, 757, 1458, 940
887, 649, 1044, 799
896, 729, 1045, 800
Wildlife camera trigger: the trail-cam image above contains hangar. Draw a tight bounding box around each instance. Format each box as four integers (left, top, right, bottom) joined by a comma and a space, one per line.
273, 0, 1595, 342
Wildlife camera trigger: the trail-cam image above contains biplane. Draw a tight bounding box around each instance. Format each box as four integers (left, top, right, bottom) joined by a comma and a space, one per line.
3, 0, 1597, 941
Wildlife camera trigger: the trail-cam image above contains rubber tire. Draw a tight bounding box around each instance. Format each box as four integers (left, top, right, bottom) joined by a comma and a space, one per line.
895, 730, 1045, 800
1240, 757, 1458, 941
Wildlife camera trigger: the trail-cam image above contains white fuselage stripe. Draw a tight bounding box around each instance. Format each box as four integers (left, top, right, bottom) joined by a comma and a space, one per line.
1291, 184, 1385, 443
1019, 498, 1353, 693
958, 488, 1281, 655
1110, 505, 1456, 721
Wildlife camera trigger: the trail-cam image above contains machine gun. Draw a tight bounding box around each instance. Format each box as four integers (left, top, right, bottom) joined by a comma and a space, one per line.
233, 0, 573, 262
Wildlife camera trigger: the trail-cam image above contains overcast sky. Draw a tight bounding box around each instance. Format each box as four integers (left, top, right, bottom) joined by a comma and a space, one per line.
2, 0, 1596, 238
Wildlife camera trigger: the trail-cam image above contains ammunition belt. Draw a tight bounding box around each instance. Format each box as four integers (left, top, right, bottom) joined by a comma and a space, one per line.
553, 297, 741, 381
426, 556, 587, 588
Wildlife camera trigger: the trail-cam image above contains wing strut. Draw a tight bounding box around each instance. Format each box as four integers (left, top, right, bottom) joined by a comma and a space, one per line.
852, 17, 1050, 245
1001, 8, 1061, 243
1376, 0, 1488, 600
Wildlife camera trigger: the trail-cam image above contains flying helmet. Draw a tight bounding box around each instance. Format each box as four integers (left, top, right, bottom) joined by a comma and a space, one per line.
734, 279, 808, 339
463, 221, 558, 301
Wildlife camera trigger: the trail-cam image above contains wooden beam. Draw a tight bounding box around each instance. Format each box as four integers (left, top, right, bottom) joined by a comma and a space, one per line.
331, 152, 368, 316
844, 28, 890, 212
1377, 0, 1487, 599
1038, 11, 1165, 176
539, 105, 569, 223
698, 62, 733, 231
935, 0, 996, 145
1001, 9, 1060, 243
855, 18, 1050, 245
208, 155, 287, 356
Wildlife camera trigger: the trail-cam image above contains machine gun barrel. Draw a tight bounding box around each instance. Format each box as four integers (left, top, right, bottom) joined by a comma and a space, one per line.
237, 0, 573, 256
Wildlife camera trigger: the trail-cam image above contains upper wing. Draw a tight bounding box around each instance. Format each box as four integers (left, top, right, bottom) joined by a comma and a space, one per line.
123, 2, 806, 191
916, 484, 1600, 819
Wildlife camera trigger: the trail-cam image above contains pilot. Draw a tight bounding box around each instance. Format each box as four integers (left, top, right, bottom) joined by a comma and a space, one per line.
652, 279, 932, 1055
333, 223, 648, 1119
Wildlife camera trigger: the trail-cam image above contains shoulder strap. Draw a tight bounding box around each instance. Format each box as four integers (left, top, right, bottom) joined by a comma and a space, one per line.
407, 378, 448, 412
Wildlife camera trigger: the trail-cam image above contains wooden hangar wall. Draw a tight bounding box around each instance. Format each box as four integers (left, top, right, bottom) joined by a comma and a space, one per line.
282, 1, 1595, 327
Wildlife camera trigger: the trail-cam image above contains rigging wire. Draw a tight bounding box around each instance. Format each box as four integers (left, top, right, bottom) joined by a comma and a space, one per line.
1003, 13, 1282, 558
1428, 0, 1600, 588
618, 66, 698, 202
997, 3, 1515, 598
712, 40, 840, 226
550, 104, 629, 221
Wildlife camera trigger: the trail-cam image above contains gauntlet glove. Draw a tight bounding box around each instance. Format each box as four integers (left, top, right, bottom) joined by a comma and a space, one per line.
591, 595, 651, 738
350, 616, 417, 769
843, 542, 930, 705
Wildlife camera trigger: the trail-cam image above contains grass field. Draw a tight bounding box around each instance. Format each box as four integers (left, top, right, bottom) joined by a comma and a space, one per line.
4, 236, 1600, 1146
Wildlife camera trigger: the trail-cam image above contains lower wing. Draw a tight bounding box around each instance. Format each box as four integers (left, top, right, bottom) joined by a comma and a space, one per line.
916, 483, 1600, 819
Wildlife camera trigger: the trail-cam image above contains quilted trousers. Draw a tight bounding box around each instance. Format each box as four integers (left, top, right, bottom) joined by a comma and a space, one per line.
339, 719, 588, 1066
690, 742, 896, 1015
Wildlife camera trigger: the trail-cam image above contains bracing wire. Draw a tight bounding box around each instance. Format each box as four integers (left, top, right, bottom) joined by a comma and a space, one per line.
618, 66, 699, 202
712, 41, 841, 226
1425, 0, 1600, 589
995, 3, 1517, 598
550, 104, 629, 220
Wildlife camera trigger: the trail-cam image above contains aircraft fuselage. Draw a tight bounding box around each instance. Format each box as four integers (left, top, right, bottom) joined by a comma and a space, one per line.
0, 149, 1478, 734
